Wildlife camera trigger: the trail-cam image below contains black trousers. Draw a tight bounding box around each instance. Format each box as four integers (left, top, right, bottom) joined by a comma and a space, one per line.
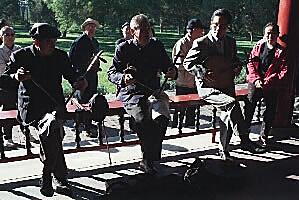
244, 82, 278, 137
173, 86, 197, 126
124, 98, 169, 162
38, 113, 67, 179
78, 71, 98, 104
0, 89, 17, 140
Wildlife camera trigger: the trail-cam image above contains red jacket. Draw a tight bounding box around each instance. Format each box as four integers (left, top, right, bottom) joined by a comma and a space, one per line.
247, 40, 288, 89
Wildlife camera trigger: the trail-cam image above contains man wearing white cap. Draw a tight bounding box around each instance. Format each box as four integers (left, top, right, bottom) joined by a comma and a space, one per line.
69, 18, 100, 134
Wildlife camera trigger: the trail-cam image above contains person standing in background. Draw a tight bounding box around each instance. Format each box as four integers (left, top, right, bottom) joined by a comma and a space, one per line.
0, 19, 9, 46
172, 18, 206, 128
69, 18, 100, 135
244, 22, 288, 146
0, 26, 21, 147
115, 22, 132, 47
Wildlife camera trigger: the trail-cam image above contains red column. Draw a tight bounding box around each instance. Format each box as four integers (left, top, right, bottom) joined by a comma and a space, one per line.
273, 0, 299, 127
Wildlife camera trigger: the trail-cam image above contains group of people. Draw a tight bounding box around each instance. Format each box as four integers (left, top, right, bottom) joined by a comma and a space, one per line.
0, 7, 289, 197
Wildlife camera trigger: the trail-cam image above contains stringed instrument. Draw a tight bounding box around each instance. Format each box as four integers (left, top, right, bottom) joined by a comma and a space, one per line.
202, 55, 259, 89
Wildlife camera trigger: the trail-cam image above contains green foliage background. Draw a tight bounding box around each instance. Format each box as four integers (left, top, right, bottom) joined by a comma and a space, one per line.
3, 0, 275, 95
13, 27, 260, 95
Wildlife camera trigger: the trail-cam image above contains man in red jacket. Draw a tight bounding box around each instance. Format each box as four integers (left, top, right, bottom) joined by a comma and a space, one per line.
245, 22, 288, 146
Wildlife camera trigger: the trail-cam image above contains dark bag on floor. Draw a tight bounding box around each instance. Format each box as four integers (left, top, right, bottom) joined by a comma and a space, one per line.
184, 158, 205, 186
184, 158, 246, 192
88, 93, 109, 122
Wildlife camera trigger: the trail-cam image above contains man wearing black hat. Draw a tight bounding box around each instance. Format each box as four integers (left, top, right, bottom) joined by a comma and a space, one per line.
115, 22, 132, 47
69, 18, 100, 135
0, 23, 87, 197
184, 9, 266, 161
172, 18, 206, 128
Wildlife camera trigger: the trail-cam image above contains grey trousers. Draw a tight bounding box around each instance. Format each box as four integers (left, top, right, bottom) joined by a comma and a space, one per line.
200, 87, 248, 152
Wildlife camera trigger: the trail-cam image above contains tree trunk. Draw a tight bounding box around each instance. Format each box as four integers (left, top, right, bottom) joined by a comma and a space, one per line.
102, 23, 105, 33
159, 17, 163, 33
177, 25, 180, 35
249, 32, 253, 43
63, 30, 67, 38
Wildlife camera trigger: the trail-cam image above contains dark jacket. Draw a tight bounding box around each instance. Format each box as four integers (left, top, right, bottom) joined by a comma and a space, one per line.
69, 33, 99, 103
107, 38, 177, 104
115, 38, 126, 47
69, 33, 99, 74
0, 45, 78, 125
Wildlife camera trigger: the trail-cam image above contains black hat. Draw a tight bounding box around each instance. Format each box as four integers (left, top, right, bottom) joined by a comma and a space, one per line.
29, 23, 61, 40
121, 22, 130, 29
186, 18, 207, 29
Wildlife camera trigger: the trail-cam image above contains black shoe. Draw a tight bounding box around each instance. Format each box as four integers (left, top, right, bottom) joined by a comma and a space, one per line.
40, 175, 54, 197
53, 177, 72, 196
218, 150, 234, 161
241, 140, 267, 154
139, 159, 157, 175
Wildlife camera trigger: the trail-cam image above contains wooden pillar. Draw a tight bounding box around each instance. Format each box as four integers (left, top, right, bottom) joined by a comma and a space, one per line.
273, 0, 299, 127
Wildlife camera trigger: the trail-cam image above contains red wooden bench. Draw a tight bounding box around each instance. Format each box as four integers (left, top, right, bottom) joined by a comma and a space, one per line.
0, 88, 259, 161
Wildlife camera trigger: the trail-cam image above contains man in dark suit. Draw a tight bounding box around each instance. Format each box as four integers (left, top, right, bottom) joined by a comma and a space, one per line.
69, 18, 100, 104
0, 23, 87, 197
69, 18, 100, 134
184, 8, 266, 161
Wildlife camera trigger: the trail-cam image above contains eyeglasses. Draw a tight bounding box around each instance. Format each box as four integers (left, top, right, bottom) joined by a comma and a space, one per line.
3, 33, 15, 37
265, 32, 278, 37
211, 23, 228, 29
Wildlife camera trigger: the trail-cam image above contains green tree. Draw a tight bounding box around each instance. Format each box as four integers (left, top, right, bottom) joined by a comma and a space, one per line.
232, 0, 279, 41
43, 0, 83, 36
0, 0, 21, 24
29, 0, 56, 25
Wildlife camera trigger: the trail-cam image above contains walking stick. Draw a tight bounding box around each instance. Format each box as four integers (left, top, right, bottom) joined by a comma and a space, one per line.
65, 50, 107, 105
102, 120, 112, 165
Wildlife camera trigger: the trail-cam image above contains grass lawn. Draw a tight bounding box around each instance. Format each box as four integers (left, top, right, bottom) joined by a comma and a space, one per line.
13, 27, 261, 95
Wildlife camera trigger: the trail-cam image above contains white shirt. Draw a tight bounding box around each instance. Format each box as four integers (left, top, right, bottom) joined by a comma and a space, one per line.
0, 43, 22, 74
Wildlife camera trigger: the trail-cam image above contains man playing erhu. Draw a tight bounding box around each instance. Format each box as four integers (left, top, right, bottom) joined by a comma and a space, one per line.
184, 8, 266, 161
108, 14, 177, 174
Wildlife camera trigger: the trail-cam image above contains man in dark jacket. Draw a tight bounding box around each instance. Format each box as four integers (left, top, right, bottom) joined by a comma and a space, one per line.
0, 23, 87, 197
108, 14, 177, 174
69, 18, 100, 104
69, 18, 100, 134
